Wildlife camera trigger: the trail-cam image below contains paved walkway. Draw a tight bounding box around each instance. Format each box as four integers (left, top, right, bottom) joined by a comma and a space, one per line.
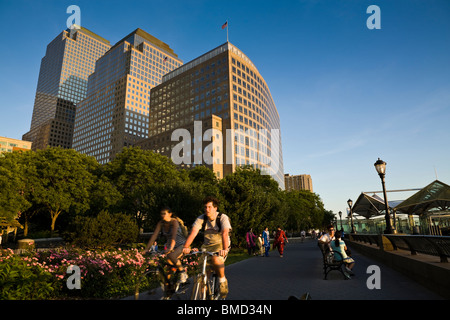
127, 239, 444, 300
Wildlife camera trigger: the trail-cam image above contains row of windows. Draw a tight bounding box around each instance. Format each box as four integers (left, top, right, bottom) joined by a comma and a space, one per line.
137, 41, 182, 72
0, 141, 30, 148
231, 57, 272, 110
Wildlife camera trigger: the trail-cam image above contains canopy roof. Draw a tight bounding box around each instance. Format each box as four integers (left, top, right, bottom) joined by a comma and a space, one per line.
394, 180, 450, 215
351, 192, 398, 219
349, 180, 450, 218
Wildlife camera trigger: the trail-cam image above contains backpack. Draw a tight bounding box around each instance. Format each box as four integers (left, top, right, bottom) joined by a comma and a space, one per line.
176, 217, 189, 238
201, 213, 223, 233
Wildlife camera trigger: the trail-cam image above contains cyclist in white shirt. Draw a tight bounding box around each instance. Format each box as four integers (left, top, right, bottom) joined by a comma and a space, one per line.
182, 196, 232, 298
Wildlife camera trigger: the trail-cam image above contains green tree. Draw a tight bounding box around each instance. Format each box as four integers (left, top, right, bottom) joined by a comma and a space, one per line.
31, 147, 99, 234
219, 166, 283, 247
103, 147, 182, 230
0, 151, 34, 227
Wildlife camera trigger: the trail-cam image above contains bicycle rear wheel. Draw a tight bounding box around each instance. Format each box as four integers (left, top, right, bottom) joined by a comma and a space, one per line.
190, 275, 207, 300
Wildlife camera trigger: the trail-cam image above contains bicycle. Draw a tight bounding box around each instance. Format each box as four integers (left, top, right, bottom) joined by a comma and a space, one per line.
135, 251, 189, 300
189, 249, 227, 300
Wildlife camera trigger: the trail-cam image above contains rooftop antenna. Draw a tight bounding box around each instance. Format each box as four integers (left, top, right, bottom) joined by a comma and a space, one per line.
434, 166, 438, 180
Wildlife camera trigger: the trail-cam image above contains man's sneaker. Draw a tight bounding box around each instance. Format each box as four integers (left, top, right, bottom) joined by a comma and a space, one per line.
219, 279, 228, 299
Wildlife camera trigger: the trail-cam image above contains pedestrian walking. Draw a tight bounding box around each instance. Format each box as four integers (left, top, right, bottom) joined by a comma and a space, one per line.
273, 226, 288, 257
262, 227, 270, 257
256, 233, 264, 256
246, 228, 257, 255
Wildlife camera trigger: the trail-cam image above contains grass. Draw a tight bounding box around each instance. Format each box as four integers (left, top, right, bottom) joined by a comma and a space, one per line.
225, 247, 261, 266
225, 247, 248, 265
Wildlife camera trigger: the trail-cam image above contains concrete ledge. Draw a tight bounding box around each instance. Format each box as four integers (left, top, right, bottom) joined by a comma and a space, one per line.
347, 239, 450, 299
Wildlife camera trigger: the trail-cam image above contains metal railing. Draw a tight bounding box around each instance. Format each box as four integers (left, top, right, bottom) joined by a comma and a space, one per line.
350, 234, 450, 263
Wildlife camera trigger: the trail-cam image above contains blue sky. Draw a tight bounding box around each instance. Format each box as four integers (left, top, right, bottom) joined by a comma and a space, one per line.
1, 0, 449, 216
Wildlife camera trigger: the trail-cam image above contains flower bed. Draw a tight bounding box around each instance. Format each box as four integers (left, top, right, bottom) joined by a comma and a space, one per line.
0, 247, 197, 300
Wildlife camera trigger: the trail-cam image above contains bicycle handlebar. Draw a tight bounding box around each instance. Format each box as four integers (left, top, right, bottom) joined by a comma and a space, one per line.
185, 249, 219, 257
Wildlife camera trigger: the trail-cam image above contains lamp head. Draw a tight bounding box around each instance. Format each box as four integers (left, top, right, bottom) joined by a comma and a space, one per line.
347, 199, 353, 208
374, 158, 387, 176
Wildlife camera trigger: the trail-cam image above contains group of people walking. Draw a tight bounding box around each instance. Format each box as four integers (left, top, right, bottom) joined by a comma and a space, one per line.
245, 226, 289, 258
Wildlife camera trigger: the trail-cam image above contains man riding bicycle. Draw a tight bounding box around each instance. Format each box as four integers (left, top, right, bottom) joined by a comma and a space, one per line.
182, 196, 232, 299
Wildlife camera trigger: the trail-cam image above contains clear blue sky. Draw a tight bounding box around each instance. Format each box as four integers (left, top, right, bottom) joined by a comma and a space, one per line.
1, 0, 449, 216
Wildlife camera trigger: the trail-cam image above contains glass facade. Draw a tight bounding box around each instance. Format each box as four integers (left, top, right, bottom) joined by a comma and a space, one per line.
23, 27, 110, 150
72, 29, 182, 164
136, 42, 285, 189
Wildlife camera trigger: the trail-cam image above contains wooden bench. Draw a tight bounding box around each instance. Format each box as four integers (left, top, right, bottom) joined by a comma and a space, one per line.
318, 242, 350, 280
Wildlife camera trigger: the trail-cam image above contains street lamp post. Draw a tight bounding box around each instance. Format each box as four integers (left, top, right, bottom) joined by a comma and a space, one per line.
338, 211, 343, 232
374, 158, 396, 234
347, 199, 356, 234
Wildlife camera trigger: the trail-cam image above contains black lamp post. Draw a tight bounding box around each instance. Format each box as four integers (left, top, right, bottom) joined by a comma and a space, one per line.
374, 158, 396, 234
338, 211, 343, 232
347, 199, 356, 234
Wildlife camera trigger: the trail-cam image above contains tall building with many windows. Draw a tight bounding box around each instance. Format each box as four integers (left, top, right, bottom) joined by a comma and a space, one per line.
284, 174, 313, 192
72, 29, 182, 164
135, 42, 285, 189
22, 26, 110, 150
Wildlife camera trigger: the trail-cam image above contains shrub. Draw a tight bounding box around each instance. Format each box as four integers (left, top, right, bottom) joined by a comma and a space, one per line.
66, 211, 139, 249
0, 249, 58, 300
34, 247, 157, 299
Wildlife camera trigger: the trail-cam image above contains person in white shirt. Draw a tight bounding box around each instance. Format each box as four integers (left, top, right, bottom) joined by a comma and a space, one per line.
318, 225, 335, 252
182, 196, 232, 299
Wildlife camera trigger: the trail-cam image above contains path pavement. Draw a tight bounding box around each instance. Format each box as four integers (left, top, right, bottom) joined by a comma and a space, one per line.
127, 239, 445, 300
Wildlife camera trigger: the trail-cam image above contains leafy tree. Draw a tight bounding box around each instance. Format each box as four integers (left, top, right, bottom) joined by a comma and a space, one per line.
283, 189, 328, 232
103, 147, 182, 230
0, 151, 34, 228
219, 166, 283, 247
31, 147, 98, 234
84, 173, 123, 218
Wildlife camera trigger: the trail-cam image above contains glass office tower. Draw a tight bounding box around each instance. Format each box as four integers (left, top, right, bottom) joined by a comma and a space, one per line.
135, 42, 285, 189
72, 28, 182, 164
22, 26, 110, 150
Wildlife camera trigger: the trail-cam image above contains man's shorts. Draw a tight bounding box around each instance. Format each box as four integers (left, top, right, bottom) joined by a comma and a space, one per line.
201, 243, 229, 264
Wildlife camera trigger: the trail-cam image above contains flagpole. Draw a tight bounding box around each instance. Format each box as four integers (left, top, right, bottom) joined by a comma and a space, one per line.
227, 20, 229, 42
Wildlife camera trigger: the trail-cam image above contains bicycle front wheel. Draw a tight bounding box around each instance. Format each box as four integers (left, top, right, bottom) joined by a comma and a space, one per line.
190, 275, 207, 300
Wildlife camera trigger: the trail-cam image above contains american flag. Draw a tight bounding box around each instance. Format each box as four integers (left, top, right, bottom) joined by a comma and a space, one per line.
163, 56, 168, 63
222, 21, 228, 30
